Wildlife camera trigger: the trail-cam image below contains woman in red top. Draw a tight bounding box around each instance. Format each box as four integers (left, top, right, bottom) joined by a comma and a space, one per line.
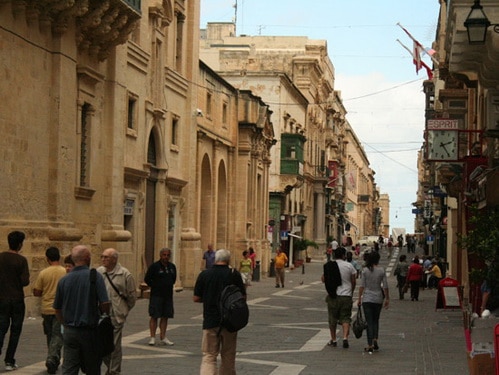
406, 256, 423, 301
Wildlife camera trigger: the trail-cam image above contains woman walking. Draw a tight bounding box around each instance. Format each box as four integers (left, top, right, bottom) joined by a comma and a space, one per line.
357, 251, 389, 354
406, 256, 424, 301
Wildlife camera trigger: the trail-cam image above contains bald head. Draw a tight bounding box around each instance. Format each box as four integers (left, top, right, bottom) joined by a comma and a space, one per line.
101, 248, 119, 271
71, 245, 91, 266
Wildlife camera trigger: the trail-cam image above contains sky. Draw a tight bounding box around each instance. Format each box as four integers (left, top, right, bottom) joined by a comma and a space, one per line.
200, 0, 441, 233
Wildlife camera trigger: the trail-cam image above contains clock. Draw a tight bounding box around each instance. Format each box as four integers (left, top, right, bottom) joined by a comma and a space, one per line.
427, 130, 458, 161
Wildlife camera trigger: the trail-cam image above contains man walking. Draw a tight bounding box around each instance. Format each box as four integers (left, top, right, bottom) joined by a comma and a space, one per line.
145, 248, 177, 346
97, 248, 137, 375
193, 249, 246, 374
202, 244, 215, 270
54, 245, 110, 375
0, 231, 29, 371
33, 246, 66, 374
274, 248, 288, 288
322, 247, 356, 348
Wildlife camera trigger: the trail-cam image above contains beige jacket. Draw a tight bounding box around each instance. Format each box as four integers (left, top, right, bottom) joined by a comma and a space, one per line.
97, 264, 137, 325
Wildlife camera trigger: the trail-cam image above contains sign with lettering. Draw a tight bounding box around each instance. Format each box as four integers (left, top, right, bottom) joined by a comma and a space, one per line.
427, 119, 459, 130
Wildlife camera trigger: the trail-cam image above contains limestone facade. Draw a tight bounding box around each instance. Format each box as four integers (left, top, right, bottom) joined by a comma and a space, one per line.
199, 23, 381, 258
0, 0, 274, 317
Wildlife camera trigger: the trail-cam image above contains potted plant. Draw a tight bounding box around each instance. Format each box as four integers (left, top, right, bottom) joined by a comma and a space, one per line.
294, 239, 318, 264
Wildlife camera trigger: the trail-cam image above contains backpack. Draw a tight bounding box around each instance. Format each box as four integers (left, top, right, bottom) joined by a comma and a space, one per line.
218, 270, 249, 333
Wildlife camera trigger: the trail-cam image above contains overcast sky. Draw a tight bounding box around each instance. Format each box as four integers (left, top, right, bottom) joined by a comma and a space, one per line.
200, 0, 440, 233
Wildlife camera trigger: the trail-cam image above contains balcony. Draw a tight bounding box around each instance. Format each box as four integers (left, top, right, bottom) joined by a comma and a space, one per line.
76, 0, 142, 61
123, 0, 142, 14
281, 159, 304, 176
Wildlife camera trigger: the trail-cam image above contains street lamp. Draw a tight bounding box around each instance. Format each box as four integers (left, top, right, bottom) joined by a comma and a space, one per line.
464, 0, 499, 44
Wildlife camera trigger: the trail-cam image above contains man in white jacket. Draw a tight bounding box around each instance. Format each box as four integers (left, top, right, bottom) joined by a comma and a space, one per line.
98, 248, 137, 375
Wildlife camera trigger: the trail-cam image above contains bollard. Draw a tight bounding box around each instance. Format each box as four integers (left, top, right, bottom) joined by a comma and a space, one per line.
302, 263, 305, 274
269, 259, 276, 277
252, 261, 260, 282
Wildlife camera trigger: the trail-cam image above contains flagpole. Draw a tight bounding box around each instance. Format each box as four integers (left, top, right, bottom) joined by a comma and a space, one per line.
397, 22, 439, 65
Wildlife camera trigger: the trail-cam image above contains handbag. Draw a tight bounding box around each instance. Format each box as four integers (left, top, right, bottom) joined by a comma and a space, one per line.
90, 269, 115, 358
352, 306, 368, 339
403, 282, 409, 294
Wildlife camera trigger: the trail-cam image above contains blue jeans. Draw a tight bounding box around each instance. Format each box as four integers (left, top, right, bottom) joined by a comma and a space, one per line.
362, 302, 382, 347
0, 299, 25, 365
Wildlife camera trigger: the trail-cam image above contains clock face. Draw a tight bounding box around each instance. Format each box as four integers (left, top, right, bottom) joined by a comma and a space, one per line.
427, 130, 458, 160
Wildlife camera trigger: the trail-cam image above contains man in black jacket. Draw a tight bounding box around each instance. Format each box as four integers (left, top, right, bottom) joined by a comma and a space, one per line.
193, 249, 246, 374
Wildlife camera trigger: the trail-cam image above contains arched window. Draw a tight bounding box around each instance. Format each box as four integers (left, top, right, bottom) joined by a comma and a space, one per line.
147, 132, 157, 165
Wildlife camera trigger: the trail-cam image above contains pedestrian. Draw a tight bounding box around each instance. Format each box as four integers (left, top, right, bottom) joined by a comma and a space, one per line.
97, 248, 137, 375
53, 245, 110, 375
406, 256, 424, 301
202, 244, 216, 270
274, 248, 288, 288
321, 246, 357, 349
326, 244, 333, 262
33, 246, 66, 374
357, 251, 389, 354
193, 249, 246, 374
248, 247, 257, 281
346, 250, 361, 278
393, 254, 409, 299
239, 250, 252, 289
386, 238, 394, 259
422, 256, 432, 289
64, 254, 75, 273
144, 247, 177, 346
426, 260, 442, 289
0, 231, 29, 372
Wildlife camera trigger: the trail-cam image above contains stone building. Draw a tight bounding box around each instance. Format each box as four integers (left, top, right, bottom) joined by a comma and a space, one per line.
199, 22, 380, 259
0, 0, 274, 317
343, 121, 378, 242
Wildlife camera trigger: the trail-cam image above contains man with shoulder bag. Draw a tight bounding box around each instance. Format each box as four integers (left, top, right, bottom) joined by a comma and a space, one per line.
54, 245, 110, 375
98, 248, 137, 375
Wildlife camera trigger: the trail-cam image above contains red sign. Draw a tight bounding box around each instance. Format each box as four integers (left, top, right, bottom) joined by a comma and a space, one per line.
327, 161, 338, 188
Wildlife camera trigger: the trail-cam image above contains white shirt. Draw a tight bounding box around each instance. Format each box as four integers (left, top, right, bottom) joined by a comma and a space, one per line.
336, 259, 357, 296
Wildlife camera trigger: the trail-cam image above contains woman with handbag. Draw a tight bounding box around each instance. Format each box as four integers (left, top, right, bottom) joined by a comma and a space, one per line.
357, 251, 389, 354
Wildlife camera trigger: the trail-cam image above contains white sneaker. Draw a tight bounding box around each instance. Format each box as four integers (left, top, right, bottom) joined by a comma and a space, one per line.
5, 363, 18, 371
148, 337, 156, 346
160, 337, 174, 346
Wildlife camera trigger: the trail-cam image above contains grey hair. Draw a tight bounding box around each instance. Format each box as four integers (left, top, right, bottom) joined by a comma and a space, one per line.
159, 247, 171, 255
215, 249, 231, 263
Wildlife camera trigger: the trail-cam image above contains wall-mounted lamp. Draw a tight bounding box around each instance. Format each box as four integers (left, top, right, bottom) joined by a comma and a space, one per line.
464, 0, 499, 44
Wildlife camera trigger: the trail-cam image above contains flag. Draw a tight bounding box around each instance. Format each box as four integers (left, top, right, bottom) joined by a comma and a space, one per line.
396, 39, 433, 80
397, 22, 439, 65
413, 40, 423, 73
425, 47, 436, 56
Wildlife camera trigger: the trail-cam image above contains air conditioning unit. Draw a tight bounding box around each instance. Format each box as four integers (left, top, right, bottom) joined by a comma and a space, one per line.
486, 89, 499, 130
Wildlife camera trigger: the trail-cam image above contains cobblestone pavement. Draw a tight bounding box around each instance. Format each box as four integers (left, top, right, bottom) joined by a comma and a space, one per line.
7, 246, 469, 374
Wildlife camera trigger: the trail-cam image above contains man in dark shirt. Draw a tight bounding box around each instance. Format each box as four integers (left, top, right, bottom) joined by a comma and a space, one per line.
0, 231, 29, 372
144, 248, 177, 346
193, 249, 246, 374
54, 245, 110, 375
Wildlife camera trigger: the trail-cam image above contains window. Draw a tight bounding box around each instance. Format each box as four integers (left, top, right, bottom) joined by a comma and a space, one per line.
80, 103, 91, 187
206, 92, 212, 118
127, 95, 137, 129
222, 102, 228, 125
171, 116, 179, 146
175, 12, 185, 72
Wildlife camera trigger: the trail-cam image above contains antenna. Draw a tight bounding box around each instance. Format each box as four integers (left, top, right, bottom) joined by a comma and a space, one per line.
233, 1, 237, 35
